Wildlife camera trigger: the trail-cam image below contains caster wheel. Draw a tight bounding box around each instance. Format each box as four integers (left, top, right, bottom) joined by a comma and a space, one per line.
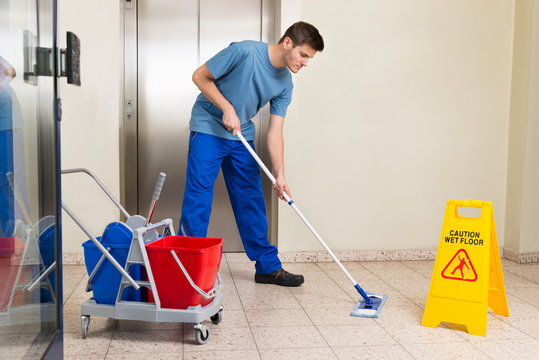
195, 326, 210, 345
81, 315, 90, 339
210, 310, 222, 325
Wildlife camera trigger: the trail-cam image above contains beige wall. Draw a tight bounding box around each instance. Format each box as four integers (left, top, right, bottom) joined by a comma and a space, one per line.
505, 0, 539, 257
277, 0, 514, 252
59, 1, 539, 259
59, 0, 122, 256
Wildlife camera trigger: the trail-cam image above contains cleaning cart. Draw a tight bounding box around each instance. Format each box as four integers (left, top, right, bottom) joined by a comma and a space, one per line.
62, 168, 224, 344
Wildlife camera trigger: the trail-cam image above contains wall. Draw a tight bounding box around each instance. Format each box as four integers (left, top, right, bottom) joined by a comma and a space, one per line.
505, 0, 539, 262
277, 0, 515, 253
59, 0, 122, 258
59, 1, 539, 260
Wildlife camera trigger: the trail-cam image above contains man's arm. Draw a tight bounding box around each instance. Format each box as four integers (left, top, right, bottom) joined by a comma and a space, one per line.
192, 64, 241, 135
267, 114, 291, 200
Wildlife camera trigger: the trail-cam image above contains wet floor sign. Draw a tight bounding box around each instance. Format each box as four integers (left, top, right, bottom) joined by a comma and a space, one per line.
421, 200, 509, 336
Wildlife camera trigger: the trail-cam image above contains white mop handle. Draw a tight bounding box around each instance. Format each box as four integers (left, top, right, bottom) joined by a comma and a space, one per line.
236, 132, 357, 288
236, 133, 287, 196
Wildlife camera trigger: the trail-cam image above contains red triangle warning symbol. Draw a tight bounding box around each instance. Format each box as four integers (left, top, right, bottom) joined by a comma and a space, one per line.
441, 249, 478, 282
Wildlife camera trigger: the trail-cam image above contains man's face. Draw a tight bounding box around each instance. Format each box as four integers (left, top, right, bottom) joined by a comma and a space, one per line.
283, 38, 317, 74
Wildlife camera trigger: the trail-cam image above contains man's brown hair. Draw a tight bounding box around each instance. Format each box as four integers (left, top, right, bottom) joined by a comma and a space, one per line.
279, 21, 324, 51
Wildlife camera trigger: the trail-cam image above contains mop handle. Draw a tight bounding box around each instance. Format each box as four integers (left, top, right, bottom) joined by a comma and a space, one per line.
145, 172, 166, 226
236, 133, 366, 298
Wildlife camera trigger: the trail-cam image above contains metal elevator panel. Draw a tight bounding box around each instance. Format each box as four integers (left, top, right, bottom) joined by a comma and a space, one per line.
134, 0, 275, 252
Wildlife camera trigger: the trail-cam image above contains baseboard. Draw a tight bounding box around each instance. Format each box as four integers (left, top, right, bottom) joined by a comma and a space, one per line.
62, 247, 538, 265
277, 249, 438, 263
502, 248, 539, 264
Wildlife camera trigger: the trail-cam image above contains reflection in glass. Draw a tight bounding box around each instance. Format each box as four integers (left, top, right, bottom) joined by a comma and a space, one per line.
1, 0, 59, 357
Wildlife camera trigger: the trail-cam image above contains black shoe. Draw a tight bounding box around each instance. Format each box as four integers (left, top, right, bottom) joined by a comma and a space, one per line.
254, 268, 304, 287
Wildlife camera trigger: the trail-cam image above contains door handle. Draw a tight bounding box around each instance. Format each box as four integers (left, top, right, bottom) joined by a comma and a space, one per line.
63, 31, 80, 86
23, 30, 81, 86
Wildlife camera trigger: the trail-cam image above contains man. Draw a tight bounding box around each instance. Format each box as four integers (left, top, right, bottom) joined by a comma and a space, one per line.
179, 21, 324, 286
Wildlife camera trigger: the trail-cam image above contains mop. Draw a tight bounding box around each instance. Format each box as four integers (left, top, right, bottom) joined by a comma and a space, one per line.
237, 133, 387, 318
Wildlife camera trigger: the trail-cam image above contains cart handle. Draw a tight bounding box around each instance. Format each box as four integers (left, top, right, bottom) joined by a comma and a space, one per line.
86, 247, 111, 292
62, 168, 131, 219
170, 250, 223, 300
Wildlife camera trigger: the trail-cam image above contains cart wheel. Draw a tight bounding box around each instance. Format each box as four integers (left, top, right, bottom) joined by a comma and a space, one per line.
210, 310, 222, 325
195, 326, 210, 345
81, 315, 90, 339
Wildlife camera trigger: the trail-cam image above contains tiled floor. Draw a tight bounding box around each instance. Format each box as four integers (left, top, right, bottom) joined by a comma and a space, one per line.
62, 255, 539, 360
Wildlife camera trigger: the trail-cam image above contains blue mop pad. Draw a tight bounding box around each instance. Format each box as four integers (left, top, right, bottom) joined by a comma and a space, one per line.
350, 288, 388, 318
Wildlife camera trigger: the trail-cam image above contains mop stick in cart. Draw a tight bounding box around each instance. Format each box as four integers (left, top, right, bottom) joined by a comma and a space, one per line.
144, 172, 166, 226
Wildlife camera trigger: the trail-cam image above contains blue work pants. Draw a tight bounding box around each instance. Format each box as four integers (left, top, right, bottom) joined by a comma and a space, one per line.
179, 132, 281, 275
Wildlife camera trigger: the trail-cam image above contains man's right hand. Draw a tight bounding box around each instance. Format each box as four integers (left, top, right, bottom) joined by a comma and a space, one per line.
223, 108, 241, 136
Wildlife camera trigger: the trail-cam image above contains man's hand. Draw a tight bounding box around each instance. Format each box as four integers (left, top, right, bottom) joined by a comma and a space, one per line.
273, 175, 291, 201
192, 64, 241, 135
223, 108, 241, 136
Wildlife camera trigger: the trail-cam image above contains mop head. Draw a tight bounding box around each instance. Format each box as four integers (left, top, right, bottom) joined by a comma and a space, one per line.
350, 292, 388, 318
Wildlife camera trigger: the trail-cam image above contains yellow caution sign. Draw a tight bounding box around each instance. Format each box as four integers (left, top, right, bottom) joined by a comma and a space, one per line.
421, 200, 509, 336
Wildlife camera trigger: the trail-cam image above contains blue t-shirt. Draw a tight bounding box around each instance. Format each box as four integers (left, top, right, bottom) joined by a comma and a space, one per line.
190, 40, 293, 141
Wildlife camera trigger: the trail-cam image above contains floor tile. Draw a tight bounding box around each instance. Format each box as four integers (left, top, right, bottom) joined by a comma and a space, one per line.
259, 347, 337, 360
506, 286, 539, 307
251, 325, 327, 349
447, 315, 528, 342
317, 324, 397, 347
293, 291, 356, 310
332, 345, 414, 360
244, 308, 313, 327
183, 326, 256, 351
184, 350, 260, 360
472, 338, 539, 360
374, 301, 424, 325
107, 329, 183, 354
503, 263, 539, 283
303, 307, 378, 326
63, 331, 113, 357
500, 318, 539, 340
211, 309, 248, 328
502, 272, 537, 288
64, 355, 105, 360
380, 322, 463, 345
400, 260, 435, 278
220, 289, 243, 310
239, 291, 301, 310
106, 352, 181, 360
51, 260, 539, 359
402, 342, 490, 360
499, 294, 539, 320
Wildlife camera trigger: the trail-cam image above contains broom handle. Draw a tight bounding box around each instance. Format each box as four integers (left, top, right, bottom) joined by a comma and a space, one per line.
237, 133, 370, 301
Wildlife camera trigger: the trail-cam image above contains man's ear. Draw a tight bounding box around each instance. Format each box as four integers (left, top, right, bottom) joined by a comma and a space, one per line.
282, 36, 294, 50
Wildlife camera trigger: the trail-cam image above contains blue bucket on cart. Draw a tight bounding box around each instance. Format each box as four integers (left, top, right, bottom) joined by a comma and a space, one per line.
82, 222, 142, 304
38, 223, 56, 303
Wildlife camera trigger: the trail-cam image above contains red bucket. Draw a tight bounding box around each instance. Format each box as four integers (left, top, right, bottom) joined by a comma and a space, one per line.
145, 236, 223, 309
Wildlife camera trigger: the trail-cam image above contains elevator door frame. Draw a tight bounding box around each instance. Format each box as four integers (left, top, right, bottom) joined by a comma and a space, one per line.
121, 0, 280, 251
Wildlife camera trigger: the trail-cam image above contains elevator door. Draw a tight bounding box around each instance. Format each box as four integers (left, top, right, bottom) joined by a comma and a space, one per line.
133, 0, 275, 251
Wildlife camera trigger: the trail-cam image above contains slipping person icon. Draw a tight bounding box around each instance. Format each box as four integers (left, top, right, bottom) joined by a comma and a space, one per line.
451, 256, 469, 279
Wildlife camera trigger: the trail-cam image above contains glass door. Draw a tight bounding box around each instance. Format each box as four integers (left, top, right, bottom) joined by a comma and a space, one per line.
0, 0, 62, 358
